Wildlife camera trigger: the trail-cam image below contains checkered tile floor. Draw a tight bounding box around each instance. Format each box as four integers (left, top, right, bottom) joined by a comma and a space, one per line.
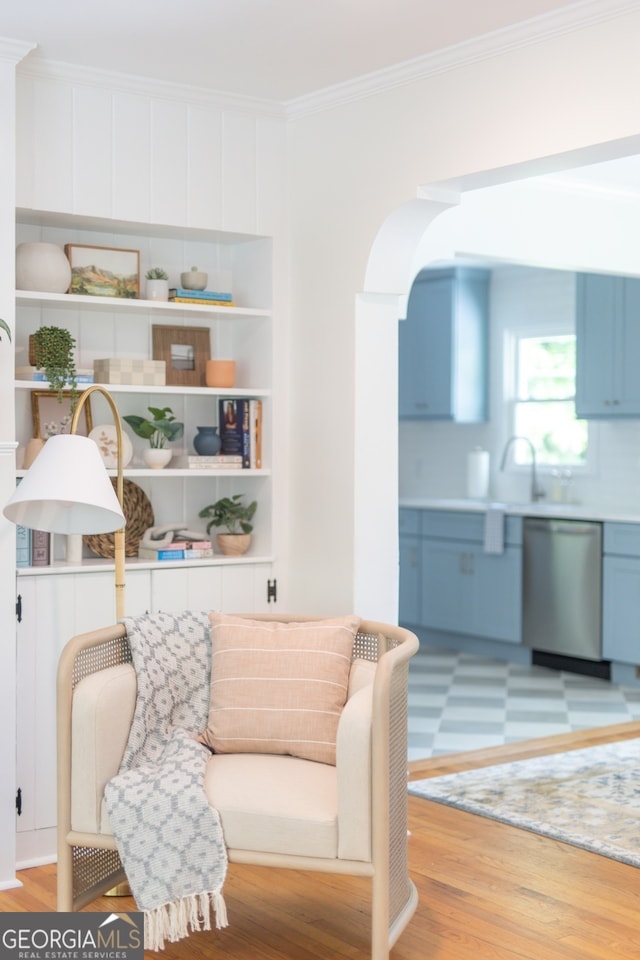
408, 647, 640, 760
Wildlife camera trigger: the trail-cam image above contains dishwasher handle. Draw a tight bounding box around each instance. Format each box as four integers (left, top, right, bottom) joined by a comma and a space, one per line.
524, 518, 602, 537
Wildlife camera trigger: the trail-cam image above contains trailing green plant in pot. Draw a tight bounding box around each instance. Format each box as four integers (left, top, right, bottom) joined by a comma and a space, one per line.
123, 406, 184, 469
32, 325, 78, 405
199, 494, 257, 556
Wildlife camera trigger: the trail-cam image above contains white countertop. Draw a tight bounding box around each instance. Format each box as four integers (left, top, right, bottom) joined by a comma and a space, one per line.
400, 497, 640, 524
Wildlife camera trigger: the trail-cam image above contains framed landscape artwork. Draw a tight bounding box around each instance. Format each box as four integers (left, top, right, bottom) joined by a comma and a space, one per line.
152, 325, 210, 386
65, 243, 140, 298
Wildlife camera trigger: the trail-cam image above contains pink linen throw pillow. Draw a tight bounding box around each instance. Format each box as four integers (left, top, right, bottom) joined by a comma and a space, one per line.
203, 613, 361, 765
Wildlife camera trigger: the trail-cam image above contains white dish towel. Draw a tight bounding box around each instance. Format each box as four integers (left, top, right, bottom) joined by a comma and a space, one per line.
483, 505, 505, 555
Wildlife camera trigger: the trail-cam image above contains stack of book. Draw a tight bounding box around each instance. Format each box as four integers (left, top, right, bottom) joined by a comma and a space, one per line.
137, 539, 213, 560
173, 454, 243, 470
16, 525, 51, 566
168, 288, 235, 307
218, 398, 263, 468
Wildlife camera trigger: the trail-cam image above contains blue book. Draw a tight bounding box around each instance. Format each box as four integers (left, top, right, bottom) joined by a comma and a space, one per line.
16, 523, 31, 567
218, 398, 250, 467
169, 288, 232, 301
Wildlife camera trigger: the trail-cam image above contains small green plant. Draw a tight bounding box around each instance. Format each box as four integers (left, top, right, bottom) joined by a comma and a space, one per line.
145, 267, 169, 280
32, 325, 77, 404
123, 406, 184, 448
0, 318, 11, 342
199, 494, 257, 535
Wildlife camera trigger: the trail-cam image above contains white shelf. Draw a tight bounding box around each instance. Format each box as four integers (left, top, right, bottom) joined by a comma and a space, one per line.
16, 554, 275, 576
15, 467, 270, 479
16, 289, 271, 319
14, 380, 271, 398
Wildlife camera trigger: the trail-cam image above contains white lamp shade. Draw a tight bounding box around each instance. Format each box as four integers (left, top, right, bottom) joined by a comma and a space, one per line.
4, 434, 125, 534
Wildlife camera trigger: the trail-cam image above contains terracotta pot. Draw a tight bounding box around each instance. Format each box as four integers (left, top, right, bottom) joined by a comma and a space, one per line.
216, 533, 251, 556
206, 359, 236, 388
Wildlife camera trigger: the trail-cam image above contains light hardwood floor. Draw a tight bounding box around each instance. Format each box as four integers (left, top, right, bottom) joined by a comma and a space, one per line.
3, 721, 640, 960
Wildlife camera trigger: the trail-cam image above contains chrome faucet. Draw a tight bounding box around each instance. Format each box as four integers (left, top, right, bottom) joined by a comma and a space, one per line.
499, 436, 545, 502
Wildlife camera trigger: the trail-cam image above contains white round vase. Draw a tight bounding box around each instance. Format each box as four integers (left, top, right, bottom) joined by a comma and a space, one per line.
16, 242, 72, 293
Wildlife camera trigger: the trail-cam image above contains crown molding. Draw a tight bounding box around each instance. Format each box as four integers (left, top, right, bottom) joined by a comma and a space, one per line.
16, 58, 287, 119
285, 0, 640, 120
0, 38, 36, 66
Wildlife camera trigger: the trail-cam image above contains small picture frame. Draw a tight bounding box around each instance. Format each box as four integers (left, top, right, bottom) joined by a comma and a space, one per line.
31, 390, 93, 440
152, 325, 210, 387
65, 243, 140, 299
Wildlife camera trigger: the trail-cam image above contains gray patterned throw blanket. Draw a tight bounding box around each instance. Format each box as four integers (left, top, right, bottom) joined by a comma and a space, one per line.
104, 611, 228, 951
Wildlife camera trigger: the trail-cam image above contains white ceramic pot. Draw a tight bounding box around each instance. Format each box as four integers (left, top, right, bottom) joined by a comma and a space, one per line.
16, 242, 72, 293
146, 278, 169, 301
143, 447, 172, 469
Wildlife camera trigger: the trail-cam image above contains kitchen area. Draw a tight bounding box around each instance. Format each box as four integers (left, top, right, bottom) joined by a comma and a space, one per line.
399, 261, 640, 692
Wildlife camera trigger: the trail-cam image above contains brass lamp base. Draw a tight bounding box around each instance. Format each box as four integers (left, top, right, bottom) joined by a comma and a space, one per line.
106, 881, 132, 897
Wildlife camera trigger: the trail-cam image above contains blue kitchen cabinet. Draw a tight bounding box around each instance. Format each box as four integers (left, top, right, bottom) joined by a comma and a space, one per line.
399, 509, 422, 625
576, 273, 640, 417
417, 510, 523, 644
602, 523, 640, 663
399, 266, 490, 422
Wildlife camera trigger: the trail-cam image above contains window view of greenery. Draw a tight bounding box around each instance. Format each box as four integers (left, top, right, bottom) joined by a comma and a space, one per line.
513, 334, 588, 466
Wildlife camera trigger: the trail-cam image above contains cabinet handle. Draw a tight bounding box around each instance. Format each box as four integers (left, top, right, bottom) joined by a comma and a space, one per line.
459, 553, 466, 574
468, 552, 474, 574
415, 402, 429, 409
410, 547, 418, 567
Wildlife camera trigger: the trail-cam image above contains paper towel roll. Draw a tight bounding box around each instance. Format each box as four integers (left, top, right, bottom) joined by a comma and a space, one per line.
466, 447, 490, 499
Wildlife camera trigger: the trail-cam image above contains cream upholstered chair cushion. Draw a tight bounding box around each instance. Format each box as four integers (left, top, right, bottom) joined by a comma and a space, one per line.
71, 654, 376, 862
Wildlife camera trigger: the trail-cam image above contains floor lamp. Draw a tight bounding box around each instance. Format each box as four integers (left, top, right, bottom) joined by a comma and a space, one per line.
3, 385, 127, 618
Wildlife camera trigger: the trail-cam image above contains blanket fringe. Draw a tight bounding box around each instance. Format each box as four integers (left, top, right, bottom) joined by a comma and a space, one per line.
144, 890, 228, 951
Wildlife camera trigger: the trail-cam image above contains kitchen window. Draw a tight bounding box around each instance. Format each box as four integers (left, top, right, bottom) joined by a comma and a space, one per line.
511, 333, 589, 468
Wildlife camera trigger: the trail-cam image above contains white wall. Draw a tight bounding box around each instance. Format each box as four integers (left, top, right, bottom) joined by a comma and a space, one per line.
288, 6, 640, 621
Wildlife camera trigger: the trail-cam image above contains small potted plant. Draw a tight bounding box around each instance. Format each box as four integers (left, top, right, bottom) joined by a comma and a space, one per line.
123, 405, 184, 469
199, 494, 257, 556
145, 267, 169, 301
0, 318, 11, 342
31, 325, 78, 405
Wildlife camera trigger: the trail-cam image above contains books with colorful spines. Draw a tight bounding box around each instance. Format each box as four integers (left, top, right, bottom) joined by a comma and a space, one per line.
169, 288, 233, 301
138, 547, 186, 560
218, 398, 250, 466
138, 546, 214, 560
169, 297, 236, 307
15, 366, 94, 383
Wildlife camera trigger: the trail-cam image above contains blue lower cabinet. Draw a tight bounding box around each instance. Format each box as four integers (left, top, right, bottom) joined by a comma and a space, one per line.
399, 535, 421, 626
420, 539, 522, 644
602, 523, 640, 664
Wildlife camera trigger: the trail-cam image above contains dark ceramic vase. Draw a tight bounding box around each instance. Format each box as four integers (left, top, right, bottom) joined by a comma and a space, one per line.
193, 426, 222, 456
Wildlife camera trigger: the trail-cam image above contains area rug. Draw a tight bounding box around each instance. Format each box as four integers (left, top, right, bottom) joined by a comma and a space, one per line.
409, 739, 640, 868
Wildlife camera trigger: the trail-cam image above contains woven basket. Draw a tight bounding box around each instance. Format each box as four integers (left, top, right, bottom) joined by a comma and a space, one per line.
84, 479, 154, 558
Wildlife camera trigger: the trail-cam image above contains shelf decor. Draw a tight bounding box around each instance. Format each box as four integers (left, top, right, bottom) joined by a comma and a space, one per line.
85, 478, 153, 559
152, 324, 210, 387
16, 241, 72, 294
31, 389, 92, 440
65, 243, 140, 298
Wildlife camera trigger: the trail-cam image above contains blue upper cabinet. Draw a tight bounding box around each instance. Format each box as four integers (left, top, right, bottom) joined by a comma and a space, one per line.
399, 266, 490, 422
576, 272, 640, 417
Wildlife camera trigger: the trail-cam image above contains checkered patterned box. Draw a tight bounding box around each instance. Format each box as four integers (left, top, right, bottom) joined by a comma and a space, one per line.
94, 358, 166, 386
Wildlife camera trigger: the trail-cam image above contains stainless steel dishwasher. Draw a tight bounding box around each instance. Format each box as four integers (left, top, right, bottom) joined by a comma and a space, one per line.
523, 517, 603, 662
